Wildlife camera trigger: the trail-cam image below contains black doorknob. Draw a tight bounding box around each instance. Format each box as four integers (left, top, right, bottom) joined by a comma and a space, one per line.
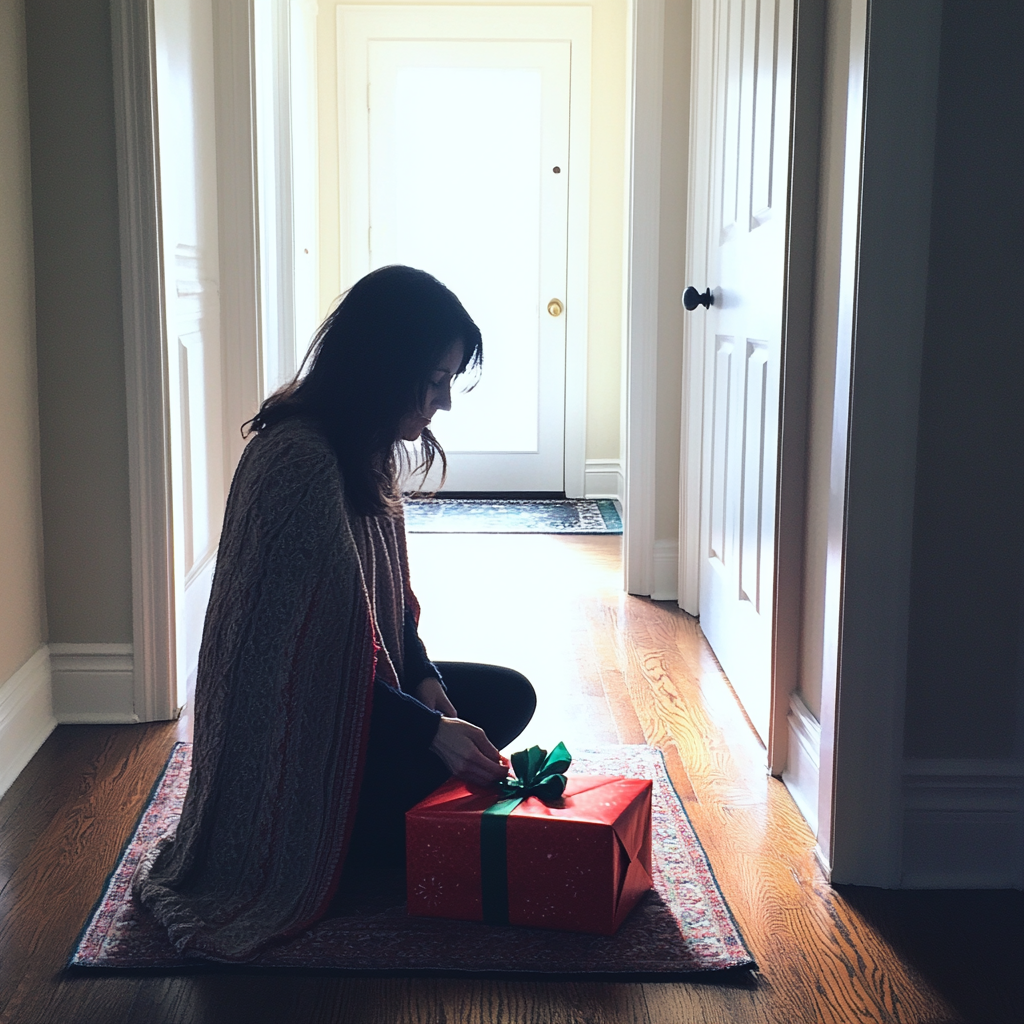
682, 286, 713, 311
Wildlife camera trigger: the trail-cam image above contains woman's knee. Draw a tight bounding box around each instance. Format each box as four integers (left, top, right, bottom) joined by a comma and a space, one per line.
503, 667, 537, 724
482, 665, 536, 746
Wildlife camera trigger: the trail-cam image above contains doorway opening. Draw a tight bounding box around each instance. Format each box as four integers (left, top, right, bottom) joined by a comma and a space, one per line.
253, 2, 615, 499
145, 0, 803, 813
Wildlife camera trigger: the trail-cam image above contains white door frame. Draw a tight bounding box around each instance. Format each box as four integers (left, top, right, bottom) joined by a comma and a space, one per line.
112, 0, 586, 721
622, 0, 663, 597
112, 0, 175, 722
333, 5, 591, 496
624, 0, 943, 884
112, 0, 260, 721
113, 0, 943, 886
627, 0, 819, 772
817, 0, 943, 885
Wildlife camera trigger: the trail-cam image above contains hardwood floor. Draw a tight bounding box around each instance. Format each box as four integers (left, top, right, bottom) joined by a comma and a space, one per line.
0, 534, 1019, 1023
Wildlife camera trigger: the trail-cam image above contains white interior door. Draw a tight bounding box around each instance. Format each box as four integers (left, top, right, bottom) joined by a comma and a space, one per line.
692, 0, 794, 745
154, 0, 226, 702
338, 6, 591, 493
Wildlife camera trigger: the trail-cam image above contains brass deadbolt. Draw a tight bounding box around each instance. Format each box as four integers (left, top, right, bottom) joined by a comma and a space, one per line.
547, 298, 564, 317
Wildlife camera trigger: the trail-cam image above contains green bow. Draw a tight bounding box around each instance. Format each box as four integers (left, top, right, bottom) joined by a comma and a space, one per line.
481, 743, 572, 925
496, 742, 572, 800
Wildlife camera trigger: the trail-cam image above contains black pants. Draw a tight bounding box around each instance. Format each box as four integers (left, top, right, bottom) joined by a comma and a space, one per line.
345, 663, 536, 867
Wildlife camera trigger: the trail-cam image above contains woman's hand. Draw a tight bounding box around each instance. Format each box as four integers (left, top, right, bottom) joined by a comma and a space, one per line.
429, 717, 509, 787
414, 676, 457, 717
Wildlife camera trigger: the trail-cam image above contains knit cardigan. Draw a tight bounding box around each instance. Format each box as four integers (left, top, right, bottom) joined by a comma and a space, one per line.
133, 417, 417, 961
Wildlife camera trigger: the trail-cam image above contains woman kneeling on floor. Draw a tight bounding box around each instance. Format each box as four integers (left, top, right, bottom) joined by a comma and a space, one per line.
133, 266, 536, 962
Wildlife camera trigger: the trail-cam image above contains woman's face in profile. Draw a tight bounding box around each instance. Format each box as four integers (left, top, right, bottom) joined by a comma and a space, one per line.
398, 339, 465, 442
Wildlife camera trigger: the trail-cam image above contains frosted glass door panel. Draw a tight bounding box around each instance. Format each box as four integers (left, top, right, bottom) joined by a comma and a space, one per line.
384, 65, 542, 452
361, 36, 571, 490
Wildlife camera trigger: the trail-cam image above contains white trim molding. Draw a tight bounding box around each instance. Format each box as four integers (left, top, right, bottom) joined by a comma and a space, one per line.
560, 5, 593, 503
818, 0, 943, 886
903, 759, 1024, 889
584, 459, 624, 502
783, 692, 821, 836
112, 0, 260, 722
212, 0, 263, 482
111, 0, 178, 722
623, 0, 666, 597
0, 647, 56, 801
50, 644, 138, 725
677, 0, 710, 619
766, 0, 824, 778
651, 539, 678, 602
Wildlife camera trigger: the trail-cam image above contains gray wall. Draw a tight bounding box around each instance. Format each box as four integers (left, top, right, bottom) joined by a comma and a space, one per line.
904, 0, 1024, 760
24, 0, 133, 644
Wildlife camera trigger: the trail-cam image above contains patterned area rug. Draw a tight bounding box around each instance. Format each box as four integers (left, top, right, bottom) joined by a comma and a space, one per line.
69, 744, 753, 976
403, 498, 623, 534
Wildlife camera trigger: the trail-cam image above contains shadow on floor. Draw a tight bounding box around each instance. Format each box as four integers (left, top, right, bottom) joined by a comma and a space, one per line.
836, 886, 1023, 1024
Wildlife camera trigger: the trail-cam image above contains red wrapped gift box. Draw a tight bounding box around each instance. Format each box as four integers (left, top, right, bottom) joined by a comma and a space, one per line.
406, 774, 653, 935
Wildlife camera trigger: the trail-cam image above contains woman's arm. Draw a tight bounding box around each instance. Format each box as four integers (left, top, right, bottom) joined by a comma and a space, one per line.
402, 608, 456, 715
372, 677, 443, 749
414, 676, 457, 716
400, 610, 505, 784
374, 675, 506, 784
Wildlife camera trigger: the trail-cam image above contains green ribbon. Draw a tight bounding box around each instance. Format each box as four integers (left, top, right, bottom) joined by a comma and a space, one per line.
480, 743, 572, 925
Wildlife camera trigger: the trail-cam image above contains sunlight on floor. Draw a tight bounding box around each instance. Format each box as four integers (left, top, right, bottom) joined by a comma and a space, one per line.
408, 533, 629, 752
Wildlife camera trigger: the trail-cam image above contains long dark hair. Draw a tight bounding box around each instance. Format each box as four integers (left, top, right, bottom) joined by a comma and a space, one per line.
245, 266, 482, 516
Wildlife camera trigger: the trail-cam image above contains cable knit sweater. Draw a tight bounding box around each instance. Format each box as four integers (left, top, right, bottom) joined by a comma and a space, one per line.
133, 417, 427, 961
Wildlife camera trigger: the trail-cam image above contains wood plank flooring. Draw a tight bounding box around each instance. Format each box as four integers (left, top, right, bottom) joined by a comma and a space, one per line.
0, 534, 1019, 1023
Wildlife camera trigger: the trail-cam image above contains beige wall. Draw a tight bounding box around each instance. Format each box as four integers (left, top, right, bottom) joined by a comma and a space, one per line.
24, 0, 133, 643
317, 0, 629, 463
0, 0, 47, 683
653, 0, 689, 543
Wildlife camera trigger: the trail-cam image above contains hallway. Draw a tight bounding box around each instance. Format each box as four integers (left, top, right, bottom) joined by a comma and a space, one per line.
0, 535, 1017, 1022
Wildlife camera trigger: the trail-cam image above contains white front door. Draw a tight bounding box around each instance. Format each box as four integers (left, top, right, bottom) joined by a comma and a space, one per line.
692, 0, 795, 745
338, 6, 591, 492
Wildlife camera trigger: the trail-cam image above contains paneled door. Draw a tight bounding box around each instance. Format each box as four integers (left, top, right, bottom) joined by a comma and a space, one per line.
154, 0, 227, 704
692, 0, 795, 745
337, 6, 591, 492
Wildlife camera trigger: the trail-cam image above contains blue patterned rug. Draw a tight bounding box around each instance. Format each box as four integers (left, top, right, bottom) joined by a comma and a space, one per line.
404, 498, 623, 535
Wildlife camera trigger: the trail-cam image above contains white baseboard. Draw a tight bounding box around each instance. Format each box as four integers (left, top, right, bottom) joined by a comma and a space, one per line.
584, 458, 624, 502
50, 643, 137, 724
651, 539, 679, 601
0, 646, 57, 801
902, 759, 1024, 888
783, 692, 821, 836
